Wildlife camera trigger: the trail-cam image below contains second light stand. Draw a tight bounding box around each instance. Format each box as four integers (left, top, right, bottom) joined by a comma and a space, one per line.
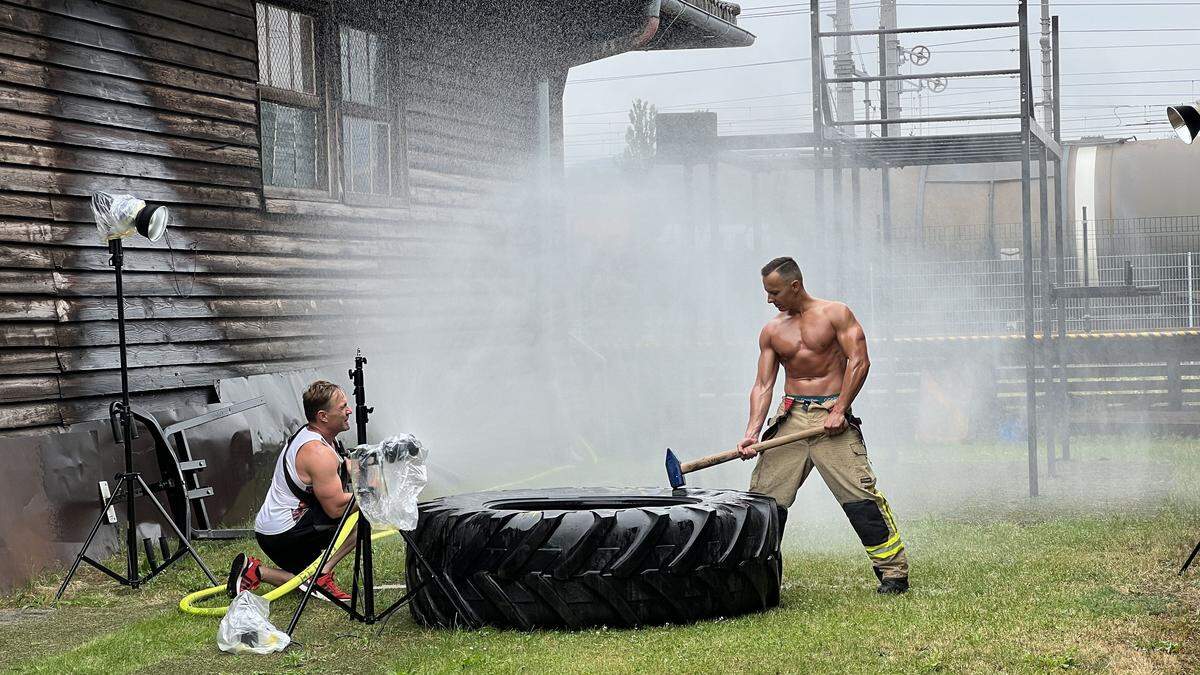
286, 351, 474, 634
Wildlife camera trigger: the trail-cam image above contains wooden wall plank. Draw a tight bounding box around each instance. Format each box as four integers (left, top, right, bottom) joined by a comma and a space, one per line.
184, 0, 252, 19
46, 335, 342, 373
0, 218, 475, 258
407, 168, 522, 196
0, 84, 258, 147
0, 29, 257, 100
100, 0, 256, 41
0, 54, 257, 124
58, 386, 214, 424
47, 270, 416, 297
0, 297, 56, 321
0, 167, 260, 208
0, 3, 256, 79
406, 113, 531, 154
0, 192, 52, 218
0, 270, 54, 294
406, 129, 529, 165
0, 348, 58, 374
0, 375, 58, 402
52, 314, 417, 347
0, 111, 260, 168
407, 148, 527, 181
0, 322, 55, 347
39, 246, 399, 275
0, 141, 260, 188
58, 357, 335, 398
56, 296, 446, 322
404, 86, 531, 128
0, 400, 60, 427
5, 0, 256, 61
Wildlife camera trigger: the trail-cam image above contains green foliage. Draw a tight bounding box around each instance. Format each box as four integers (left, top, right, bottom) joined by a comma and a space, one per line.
622, 98, 657, 172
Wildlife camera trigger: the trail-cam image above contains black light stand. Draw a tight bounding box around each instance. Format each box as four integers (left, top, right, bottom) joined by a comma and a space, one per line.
56, 238, 217, 598
286, 350, 474, 634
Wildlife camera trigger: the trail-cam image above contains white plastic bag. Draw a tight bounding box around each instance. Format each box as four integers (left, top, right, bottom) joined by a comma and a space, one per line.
90, 192, 146, 241
348, 434, 428, 531
217, 590, 290, 654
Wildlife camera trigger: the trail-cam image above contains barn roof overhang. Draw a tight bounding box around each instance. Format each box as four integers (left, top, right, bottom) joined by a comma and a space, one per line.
566, 0, 754, 67
644, 0, 755, 51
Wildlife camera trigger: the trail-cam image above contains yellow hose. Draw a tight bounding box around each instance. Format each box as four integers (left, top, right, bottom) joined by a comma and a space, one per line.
179, 512, 398, 617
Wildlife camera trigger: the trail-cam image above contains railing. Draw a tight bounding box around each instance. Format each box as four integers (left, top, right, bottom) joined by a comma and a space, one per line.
869, 252, 1199, 338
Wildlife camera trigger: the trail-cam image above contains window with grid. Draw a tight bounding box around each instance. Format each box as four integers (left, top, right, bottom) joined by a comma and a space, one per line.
338, 25, 396, 201
257, 3, 325, 191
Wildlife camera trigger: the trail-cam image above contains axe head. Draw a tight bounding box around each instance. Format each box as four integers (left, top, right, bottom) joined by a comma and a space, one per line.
665, 448, 685, 489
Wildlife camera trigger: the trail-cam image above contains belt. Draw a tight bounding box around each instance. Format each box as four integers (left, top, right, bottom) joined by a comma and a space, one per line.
784, 394, 840, 404
763, 394, 863, 441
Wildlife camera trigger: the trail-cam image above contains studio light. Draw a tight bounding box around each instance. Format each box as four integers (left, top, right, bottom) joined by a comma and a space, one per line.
1166, 102, 1200, 145
57, 192, 213, 599
91, 191, 169, 242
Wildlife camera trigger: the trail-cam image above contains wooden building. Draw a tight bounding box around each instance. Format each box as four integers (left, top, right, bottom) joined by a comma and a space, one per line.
0, 0, 752, 588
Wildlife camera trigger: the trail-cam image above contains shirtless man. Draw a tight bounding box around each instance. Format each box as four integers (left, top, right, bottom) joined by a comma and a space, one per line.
737, 257, 909, 594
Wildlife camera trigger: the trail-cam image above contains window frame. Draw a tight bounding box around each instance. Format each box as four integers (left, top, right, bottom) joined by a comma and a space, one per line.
255, 0, 336, 201
333, 13, 408, 207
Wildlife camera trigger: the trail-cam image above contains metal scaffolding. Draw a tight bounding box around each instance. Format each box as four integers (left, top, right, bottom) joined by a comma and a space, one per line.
809, 0, 1063, 497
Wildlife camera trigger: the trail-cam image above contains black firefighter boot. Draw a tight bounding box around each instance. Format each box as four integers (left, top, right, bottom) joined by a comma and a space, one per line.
874, 567, 909, 594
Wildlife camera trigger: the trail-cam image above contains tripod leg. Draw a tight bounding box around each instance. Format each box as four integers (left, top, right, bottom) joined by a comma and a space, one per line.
1180, 539, 1200, 575
56, 476, 130, 600
350, 527, 363, 616
401, 530, 478, 628
361, 518, 375, 621
287, 498, 357, 636
134, 475, 217, 585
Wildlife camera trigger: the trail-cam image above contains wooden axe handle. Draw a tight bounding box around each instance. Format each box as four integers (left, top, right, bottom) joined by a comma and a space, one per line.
678, 426, 825, 475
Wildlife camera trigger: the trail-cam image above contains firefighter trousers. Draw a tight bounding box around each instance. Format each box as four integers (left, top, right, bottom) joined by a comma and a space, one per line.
749, 395, 909, 581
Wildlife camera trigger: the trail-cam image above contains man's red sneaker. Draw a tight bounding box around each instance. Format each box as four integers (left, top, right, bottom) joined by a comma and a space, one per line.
226, 553, 262, 597
299, 571, 351, 602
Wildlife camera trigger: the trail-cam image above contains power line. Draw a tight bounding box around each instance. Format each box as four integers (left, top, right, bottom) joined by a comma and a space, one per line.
741, 1, 1200, 17
568, 57, 811, 84
570, 43, 1200, 85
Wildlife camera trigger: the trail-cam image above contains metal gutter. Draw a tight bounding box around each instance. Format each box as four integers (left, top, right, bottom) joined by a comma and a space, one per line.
648, 0, 755, 50
569, 1, 663, 67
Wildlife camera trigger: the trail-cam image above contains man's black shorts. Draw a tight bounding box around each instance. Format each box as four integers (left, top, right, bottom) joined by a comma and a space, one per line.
255, 507, 337, 574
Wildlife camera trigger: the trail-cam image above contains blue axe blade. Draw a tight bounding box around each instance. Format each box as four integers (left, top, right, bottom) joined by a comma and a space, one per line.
665, 448, 685, 489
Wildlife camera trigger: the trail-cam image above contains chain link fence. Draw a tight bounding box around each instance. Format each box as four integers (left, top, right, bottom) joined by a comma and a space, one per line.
869, 216, 1200, 338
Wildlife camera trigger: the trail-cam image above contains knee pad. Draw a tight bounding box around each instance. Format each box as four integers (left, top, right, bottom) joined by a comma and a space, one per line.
841, 499, 889, 547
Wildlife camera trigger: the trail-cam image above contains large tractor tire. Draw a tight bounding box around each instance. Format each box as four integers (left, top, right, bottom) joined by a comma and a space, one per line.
406, 487, 782, 629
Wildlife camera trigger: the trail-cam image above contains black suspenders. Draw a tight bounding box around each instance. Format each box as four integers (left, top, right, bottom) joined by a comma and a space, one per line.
281, 427, 338, 529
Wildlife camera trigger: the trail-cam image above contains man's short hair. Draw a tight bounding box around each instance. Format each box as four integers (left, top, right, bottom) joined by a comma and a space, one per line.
303, 380, 343, 422
761, 257, 803, 285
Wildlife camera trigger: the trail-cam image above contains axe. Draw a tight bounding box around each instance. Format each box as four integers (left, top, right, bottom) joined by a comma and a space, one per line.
665, 426, 825, 489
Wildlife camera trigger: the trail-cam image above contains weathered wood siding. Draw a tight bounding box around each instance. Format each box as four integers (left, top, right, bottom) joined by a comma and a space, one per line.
0, 0, 540, 431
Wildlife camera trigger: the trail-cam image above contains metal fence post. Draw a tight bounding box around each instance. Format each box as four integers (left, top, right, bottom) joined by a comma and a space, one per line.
1189, 251, 1195, 328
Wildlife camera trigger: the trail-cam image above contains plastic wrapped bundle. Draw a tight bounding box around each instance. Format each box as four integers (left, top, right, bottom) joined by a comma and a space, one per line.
347, 434, 428, 531
91, 192, 146, 241
217, 591, 290, 654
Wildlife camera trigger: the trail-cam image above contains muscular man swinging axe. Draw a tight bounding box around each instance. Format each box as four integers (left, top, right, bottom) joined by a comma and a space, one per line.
737, 257, 909, 594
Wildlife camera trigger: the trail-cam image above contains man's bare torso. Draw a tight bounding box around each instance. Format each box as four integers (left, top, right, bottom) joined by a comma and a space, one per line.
765, 298, 848, 396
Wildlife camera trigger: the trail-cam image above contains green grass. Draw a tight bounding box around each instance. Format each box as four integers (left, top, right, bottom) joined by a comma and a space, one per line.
3, 437, 1200, 673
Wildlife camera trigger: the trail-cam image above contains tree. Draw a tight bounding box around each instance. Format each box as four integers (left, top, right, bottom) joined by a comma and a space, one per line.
622, 98, 656, 171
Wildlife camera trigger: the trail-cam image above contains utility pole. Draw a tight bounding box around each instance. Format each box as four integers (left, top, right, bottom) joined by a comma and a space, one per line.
1040, 0, 1053, 130
834, 0, 855, 134
881, 0, 901, 136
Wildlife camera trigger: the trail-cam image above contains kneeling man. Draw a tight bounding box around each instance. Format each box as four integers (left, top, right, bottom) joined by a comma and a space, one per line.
227, 380, 357, 600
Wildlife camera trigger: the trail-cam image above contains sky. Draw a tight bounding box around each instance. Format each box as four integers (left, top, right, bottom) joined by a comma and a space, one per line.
562, 0, 1200, 164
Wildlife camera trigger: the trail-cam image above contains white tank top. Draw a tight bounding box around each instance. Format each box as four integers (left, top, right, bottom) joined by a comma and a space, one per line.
254, 427, 339, 536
